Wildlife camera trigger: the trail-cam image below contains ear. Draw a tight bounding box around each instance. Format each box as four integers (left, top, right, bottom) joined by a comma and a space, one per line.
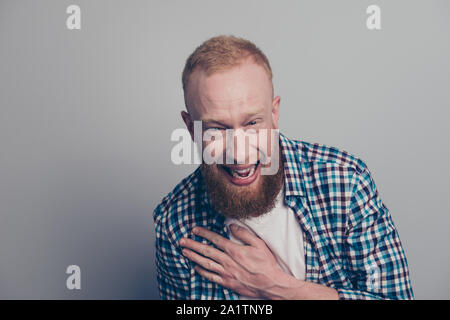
181, 110, 195, 141
271, 96, 281, 129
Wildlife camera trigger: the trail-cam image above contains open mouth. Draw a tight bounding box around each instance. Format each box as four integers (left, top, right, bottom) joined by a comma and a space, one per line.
219, 161, 260, 186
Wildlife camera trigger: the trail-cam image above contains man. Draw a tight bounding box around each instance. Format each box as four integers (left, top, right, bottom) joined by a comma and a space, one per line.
153, 35, 414, 300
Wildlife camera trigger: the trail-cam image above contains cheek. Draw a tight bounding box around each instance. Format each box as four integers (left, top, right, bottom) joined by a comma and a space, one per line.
255, 127, 278, 161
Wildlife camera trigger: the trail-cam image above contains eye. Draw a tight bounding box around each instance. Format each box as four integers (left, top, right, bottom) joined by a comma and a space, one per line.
247, 120, 257, 126
207, 127, 225, 131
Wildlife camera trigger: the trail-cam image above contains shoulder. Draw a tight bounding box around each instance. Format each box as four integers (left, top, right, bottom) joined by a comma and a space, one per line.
282, 136, 380, 237
153, 167, 204, 245
281, 135, 368, 178
281, 135, 372, 200
294, 139, 367, 174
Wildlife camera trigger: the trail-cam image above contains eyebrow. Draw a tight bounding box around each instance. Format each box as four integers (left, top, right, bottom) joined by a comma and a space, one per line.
242, 111, 263, 119
201, 119, 229, 127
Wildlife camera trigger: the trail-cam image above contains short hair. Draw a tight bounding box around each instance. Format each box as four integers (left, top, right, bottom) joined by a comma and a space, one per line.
182, 35, 273, 94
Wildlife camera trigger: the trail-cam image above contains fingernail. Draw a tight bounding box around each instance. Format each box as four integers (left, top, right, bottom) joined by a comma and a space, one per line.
192, 227, 198, 234
179, 238, 185, 245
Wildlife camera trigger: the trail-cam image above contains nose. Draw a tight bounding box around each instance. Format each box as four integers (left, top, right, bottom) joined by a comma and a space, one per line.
224, 128, 259, 165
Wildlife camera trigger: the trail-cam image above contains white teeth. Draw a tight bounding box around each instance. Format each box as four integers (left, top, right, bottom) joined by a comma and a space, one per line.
230, 164, 257, 179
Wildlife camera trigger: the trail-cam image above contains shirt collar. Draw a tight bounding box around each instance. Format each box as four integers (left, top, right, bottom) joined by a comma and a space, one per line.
279, 132, 306, 197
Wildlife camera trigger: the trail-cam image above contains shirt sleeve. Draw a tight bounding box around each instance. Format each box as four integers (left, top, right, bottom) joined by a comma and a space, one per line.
338, 166, 414, 300
154, 206, 191, 300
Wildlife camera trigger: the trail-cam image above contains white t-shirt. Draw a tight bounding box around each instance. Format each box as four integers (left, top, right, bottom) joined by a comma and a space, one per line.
225, 188, 306, 299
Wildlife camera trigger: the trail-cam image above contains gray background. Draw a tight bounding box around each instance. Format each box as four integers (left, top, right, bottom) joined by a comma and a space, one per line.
0, 0, 449, 299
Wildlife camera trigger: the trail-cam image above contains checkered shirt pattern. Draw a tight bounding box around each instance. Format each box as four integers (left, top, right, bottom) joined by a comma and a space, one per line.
153, 133, 414, 300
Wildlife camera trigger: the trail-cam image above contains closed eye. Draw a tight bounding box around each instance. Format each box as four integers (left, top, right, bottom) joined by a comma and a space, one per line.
207, 127, 226, 131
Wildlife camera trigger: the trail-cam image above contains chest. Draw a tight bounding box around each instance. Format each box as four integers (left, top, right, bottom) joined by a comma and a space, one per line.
226, 203, 306, 281
191, 196, 353, 299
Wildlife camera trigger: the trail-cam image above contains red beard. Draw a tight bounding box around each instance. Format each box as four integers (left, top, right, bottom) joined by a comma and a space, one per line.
200, 148, 284, 220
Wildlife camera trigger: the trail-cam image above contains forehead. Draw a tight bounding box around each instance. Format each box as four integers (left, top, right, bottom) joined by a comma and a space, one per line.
187, 61, 273, 121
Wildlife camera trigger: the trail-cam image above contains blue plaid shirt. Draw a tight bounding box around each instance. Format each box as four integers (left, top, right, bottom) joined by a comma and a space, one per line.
153, 133, 414, 300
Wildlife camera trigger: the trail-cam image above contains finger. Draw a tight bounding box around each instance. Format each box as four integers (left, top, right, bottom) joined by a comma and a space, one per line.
179, 238, 228, 263
194, 265, 224, 286
229, 224, 262, 247
182, 248, 226, 275
193, 227, 241, 253
195, 266, 260, 298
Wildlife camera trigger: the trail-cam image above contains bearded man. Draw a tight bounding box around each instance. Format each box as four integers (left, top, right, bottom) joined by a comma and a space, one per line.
153, 35, 414, 300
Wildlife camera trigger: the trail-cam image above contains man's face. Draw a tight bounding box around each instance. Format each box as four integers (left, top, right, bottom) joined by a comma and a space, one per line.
182, 58, 283, 219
